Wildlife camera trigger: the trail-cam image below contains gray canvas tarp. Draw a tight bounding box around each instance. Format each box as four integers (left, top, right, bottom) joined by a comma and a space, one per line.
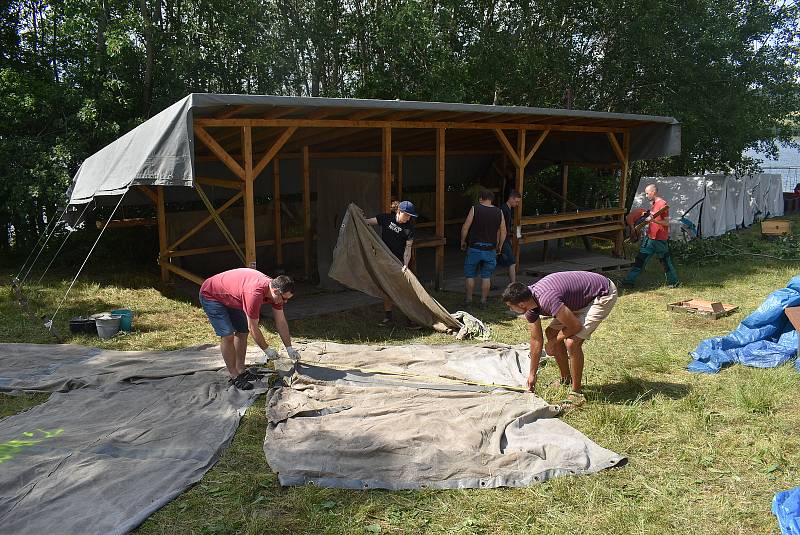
0, 343, 226, 392
328, 203, 462, 333
66, 93, 680, 207
264, 341, 625, 489
0, 343, 266, 535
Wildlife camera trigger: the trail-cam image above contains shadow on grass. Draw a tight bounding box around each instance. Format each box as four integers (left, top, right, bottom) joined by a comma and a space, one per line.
587, 376, 691, 404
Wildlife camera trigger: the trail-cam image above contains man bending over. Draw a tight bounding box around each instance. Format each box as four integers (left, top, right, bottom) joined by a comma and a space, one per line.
502, 271, 618, 403
199, 268, 299, 390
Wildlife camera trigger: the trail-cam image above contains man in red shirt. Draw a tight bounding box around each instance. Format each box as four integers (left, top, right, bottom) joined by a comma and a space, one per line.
622, 183, 680, 288
199, 268, 298, 390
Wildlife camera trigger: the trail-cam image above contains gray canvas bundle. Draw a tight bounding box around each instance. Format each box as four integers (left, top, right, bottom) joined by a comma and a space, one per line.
0, 343, 266, 535
264, 341, 625, 490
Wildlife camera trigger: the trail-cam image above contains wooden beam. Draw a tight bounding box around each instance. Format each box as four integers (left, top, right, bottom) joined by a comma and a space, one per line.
216, 105, 249, 119
606, 132, 625, 164
303, 146, 312, 277
167, 191, 243, 251
243, 126, 256, 268
95, 217, 156, 229
196, 176, 242, 190
521, 208, 624, 225
136, 185, 157, 204
615, 130, 631, 256
193, 126, 245, 180
514, 128, 526, 261
166, 236, 307, 258
253, 126, 297, 180
273, 157, 283, 266
561, 164, 569, 213
519, 222, 623, 244
156, 186, 168, 281
162, 262, 204, 285
194, 117, 628, 134
435, 128, 445, 289
522, 129, 550, 167
382, 127, 392, 212
493, 129, 521, 168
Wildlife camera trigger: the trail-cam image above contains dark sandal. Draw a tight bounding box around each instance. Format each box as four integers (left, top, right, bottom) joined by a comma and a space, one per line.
241, 368, 266, 381
229, 374, 254, 390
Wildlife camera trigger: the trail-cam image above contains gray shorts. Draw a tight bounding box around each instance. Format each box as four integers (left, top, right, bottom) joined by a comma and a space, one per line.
548, 281, 618, 340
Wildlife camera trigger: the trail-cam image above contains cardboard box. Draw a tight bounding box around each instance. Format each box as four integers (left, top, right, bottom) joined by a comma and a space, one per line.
761, 219, 791, 236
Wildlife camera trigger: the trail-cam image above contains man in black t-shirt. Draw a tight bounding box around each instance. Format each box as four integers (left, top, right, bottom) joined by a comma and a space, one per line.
460, 189, 506, 308
366, 201, 418, 326
497, 190, 521, 283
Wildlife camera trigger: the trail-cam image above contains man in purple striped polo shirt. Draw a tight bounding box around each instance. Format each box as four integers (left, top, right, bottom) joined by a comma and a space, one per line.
502, 271, 618, 401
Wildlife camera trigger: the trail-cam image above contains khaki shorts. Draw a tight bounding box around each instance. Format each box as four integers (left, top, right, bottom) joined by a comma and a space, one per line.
547, 281, 618, 340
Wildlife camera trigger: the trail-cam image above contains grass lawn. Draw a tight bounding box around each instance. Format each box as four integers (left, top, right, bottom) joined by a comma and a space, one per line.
2, 219, 800, 534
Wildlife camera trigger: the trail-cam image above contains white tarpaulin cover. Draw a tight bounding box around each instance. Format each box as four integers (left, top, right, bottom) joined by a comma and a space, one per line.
631, 176, 706, 239
264, 342, 625, 490
0, 343, 266, 535
633, 173, 784, 240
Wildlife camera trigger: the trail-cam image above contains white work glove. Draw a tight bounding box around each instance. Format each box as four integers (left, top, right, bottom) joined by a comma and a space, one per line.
285, 346, 301, 362
258, 347, 279, 364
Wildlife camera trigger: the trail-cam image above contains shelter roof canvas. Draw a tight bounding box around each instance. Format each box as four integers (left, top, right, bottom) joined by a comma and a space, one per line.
67, 93, 681, 205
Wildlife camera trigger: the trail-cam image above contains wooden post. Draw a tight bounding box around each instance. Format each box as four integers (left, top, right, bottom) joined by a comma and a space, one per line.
156, 186, 169, 281
303, 145, 312, 277
514, 128, 526, 261
382, 127, 392, 211
397, 154, 403, 201
607, 131, 630, 256
273, 157, 283, 266
616, 131, 631, 256
242, 127, 256, 268
435, 128, 445, 289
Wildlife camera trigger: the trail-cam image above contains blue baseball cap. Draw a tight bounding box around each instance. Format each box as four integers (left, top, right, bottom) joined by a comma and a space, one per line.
398, 200, 418, 217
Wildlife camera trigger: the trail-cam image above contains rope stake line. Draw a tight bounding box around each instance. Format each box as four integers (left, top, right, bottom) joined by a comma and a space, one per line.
36, 202, 93, 285
13, 204, 65, 281
48, 191, 129, 333
16, 203, 72, 287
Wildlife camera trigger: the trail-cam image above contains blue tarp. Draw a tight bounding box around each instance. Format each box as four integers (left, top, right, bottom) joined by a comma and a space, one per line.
687, 275, 800, 373
774, 487, 800, 535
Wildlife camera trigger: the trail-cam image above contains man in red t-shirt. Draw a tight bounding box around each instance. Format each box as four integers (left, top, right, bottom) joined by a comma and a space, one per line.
622, 183, 679, 288
199, 268, 298, 389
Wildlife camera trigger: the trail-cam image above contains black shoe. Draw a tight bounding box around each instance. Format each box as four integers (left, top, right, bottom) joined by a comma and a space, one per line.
477, 301, 488, 310
668, 281, 681, 289
229, 374, 254, 390
240, 368, 265, 382
378, 317, 393, 327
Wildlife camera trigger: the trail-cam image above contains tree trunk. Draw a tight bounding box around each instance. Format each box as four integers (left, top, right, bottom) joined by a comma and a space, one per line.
138, 0, 155, 117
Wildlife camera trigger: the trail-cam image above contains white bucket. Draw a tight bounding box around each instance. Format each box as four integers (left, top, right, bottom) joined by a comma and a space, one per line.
95, 315, 121, 339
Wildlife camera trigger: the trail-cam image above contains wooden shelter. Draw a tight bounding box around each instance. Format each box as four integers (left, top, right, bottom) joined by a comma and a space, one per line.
66, 94, 680, 287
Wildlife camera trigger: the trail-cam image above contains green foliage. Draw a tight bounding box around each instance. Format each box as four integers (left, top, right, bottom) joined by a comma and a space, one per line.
1, 0, 798, 252
670, 229, 800, 265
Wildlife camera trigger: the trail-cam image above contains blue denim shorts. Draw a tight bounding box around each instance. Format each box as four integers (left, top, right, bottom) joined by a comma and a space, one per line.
199, 294, 249, 337
464, 247, 497, 279
496, 240, 516, 267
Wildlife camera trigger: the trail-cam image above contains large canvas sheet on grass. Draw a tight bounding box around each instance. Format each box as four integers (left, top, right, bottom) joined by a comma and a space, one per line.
329, 204, 461, 333
264, 342, 625, 490
0, 344, 264, 535
0, 343, 225, 392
